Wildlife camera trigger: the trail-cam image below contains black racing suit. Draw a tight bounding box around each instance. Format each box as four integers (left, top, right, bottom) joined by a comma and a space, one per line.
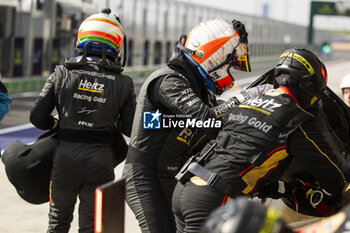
30, 59, 136, 233
122, 53, 243, 233
172, 87, 349, 233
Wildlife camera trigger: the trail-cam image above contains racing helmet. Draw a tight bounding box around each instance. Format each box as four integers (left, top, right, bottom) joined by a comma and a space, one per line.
274, 48, 328, 107
340, 73, 350, 91
178, 18, 251, 95
76, 8, 125, 66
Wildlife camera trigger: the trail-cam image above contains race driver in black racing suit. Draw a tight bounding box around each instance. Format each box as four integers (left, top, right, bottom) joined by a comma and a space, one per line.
30, 9, 136, 233
122, 18, 274, 233
172, 48, 350, 233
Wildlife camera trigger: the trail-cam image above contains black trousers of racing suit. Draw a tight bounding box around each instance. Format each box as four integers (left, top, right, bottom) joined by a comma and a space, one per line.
48, 140, 115, 233
172, 180, 227, 233
172, 149, 249, 233
123, 160, 177, 233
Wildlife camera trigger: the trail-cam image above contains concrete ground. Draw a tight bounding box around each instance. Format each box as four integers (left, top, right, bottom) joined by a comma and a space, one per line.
0, 160, 141, 233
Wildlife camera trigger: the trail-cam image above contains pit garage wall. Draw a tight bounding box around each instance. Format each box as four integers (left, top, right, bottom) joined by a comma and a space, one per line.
0, 5, 15, 77
120, 0, 333, 68
3, 0, 339, 78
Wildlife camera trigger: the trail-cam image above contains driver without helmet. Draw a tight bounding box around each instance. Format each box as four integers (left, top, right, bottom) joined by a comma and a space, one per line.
340, 73, 350, 107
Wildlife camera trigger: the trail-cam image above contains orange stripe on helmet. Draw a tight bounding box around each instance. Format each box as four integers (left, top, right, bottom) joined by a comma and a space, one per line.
78, 30, 123, 48
191, 36, 232, 64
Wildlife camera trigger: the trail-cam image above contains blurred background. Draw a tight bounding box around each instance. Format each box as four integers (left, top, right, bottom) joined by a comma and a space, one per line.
1, 1, 350, 232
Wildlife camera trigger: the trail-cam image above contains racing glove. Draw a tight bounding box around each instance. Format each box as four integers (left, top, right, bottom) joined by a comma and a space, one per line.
238, 84, 274, 103
217, 84, 274, 110
228, 84, 274, 105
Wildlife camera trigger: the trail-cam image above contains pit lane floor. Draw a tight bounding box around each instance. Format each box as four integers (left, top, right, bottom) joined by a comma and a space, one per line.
0, 123, 141, 232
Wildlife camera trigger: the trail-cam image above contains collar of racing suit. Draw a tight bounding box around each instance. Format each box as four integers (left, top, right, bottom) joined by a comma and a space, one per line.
64, 55, 122, 73
278, 86, 300, 105
168, 53, 211, 100
278, 86, 319, 116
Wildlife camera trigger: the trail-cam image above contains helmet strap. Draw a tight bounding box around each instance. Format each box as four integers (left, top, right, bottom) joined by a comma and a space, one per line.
208, 49, 237, 73
176, 34, 206, 58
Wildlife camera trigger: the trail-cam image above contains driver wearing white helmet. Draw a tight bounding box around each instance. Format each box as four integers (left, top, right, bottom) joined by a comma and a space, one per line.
340, 74, 350, 107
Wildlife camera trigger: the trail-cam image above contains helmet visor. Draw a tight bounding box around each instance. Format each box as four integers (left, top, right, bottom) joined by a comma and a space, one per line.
208, 52, 251, 74
231, 54, 251, 72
